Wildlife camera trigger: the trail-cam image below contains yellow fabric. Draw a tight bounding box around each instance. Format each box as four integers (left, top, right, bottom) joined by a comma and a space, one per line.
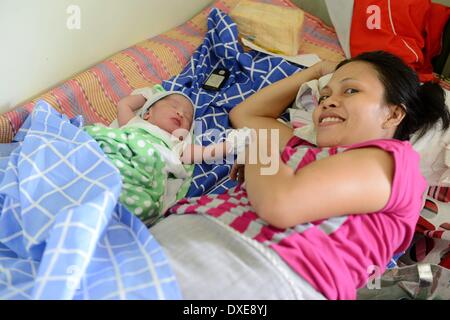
230, 0, 304, 55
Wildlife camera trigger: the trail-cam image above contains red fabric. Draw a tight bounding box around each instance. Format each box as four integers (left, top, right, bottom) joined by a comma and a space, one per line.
350, 0, 450, 82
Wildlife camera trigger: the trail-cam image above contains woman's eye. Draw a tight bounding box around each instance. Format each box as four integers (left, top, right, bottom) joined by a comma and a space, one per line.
344, 88, 358, 95
318, 96, 328, 104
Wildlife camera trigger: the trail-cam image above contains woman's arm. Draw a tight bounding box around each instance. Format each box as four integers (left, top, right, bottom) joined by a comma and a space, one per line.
229, 62, 336, 151
117, 94, 147, 127
229, 61, 379, 228
245, 147, 395, 229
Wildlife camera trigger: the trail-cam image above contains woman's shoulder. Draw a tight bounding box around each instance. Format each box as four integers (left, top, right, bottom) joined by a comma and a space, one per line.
343, 139, 421, 176
331, 139, 426, 216
282, 137, 422, 179
283, 137, 417, 159
345, 139, 427, 203
285, 136, 414, 152
344, 138, 413, 150
343, 138, 419, 163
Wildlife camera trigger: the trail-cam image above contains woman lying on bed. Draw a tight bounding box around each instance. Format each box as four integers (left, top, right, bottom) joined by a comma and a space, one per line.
150, 51, 450, 300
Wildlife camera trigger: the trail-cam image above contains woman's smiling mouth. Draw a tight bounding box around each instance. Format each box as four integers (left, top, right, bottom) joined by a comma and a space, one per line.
319, 116, 345, 127
318, 113, 346, 127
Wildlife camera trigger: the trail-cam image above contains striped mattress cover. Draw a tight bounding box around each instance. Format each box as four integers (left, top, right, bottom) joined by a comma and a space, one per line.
0, 0, 345, 144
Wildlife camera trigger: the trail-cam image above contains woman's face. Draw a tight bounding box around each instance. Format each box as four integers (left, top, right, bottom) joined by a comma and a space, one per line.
313, 61, 396, 147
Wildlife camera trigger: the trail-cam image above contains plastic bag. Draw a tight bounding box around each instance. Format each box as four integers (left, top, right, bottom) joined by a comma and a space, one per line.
357, 263, 450, 300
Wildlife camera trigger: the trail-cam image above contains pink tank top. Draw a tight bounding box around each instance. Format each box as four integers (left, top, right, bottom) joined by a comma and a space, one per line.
169, 137, 427, 299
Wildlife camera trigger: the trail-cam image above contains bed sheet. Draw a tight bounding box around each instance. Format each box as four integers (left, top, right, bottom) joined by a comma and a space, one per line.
0, 101, 181, 299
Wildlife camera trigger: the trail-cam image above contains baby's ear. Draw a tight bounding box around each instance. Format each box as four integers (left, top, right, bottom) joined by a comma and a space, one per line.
143, 110, 151, 120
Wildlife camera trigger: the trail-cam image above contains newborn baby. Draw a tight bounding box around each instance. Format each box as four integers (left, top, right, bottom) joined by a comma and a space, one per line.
85, 85, 250, 225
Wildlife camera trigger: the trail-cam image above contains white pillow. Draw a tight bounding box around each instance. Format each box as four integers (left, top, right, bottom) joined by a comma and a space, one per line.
415, 88, 450, 186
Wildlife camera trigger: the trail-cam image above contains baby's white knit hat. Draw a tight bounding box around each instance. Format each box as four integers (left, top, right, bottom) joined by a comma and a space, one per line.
132, 85, 194, 122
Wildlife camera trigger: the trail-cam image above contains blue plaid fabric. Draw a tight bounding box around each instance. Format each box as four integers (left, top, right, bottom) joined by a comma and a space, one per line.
163, 8, 302, 196
0, 101, 181, 300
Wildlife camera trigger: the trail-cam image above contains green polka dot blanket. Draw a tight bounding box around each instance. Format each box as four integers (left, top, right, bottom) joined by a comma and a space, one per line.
85, 124, 193, 225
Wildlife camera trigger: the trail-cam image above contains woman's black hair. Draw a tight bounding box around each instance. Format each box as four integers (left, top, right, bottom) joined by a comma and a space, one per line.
335, 50, 450, 141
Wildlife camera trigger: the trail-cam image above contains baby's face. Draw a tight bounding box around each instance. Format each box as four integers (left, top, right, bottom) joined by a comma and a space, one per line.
143, 94, 194, 138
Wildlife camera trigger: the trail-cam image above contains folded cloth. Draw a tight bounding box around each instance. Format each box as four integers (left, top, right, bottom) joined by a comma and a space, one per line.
288, 73, 332, 145
291, 73, 332, 126
229, 0, 304, 56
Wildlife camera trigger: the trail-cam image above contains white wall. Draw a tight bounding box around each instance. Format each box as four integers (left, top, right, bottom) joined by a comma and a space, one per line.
0, 0, 212, 114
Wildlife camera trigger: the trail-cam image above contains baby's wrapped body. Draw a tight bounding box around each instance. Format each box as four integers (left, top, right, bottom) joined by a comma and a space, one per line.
85, 117, 193, 226
84, 85, 196, 225
85, 85, 252, 225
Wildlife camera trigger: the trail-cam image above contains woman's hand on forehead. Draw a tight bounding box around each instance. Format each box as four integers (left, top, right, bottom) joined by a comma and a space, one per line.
311, 60, 340, 78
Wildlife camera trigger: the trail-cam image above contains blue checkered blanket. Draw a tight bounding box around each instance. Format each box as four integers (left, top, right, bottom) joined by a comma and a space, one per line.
163, 8, 301, 196
0, 101, 181, 299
